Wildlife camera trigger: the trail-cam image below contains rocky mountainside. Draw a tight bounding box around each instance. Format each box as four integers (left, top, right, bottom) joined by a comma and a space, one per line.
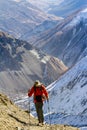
0, 31, 68, 98
31, 8, 87, 67
0, 93, 79, 130
0, 0, 62, 41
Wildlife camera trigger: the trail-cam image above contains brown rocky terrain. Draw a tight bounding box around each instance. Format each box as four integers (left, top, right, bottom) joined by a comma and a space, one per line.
0, 93, 79, 130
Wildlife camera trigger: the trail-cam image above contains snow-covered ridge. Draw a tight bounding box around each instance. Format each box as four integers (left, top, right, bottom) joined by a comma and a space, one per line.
66, 8, 87, 27
81, 8, 87, 13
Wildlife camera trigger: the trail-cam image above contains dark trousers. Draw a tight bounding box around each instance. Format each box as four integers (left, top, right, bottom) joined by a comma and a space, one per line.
35, 102, 44, 123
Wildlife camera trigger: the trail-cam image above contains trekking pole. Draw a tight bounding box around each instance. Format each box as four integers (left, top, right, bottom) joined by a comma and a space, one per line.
28, 97, 30, 130
47, 99, 51, 126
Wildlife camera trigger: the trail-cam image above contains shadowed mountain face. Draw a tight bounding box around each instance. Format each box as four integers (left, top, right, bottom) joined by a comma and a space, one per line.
31, 9, 87, 67
0, 31, 67, 98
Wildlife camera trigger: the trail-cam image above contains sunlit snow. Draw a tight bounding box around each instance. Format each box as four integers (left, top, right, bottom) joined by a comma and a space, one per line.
65, 8, 87, 27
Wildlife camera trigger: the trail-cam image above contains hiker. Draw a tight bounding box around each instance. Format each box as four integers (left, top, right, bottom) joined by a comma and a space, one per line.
28, 80, 49, 126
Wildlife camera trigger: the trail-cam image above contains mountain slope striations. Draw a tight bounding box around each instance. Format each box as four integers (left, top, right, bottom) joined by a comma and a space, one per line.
31, 8, 87, 67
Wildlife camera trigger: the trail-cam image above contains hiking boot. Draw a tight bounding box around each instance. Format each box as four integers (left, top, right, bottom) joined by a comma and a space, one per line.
37, 123, 44, 127
42, 122, 45, 125
37, 123, 41, 126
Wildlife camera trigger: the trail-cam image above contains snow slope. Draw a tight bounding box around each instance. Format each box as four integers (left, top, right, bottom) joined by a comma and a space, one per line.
65, 8, 87, 27
44, 56, 87, 127
48, 56, 87, 115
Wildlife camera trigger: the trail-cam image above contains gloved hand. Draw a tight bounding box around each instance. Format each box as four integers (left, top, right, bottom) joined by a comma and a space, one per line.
47, 97, 49, 102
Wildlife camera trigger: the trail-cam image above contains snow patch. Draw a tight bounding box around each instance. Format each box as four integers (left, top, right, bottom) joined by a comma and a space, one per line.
30, 49, 40, 59
80, 127, 87, 130
81, 8, 87, 13
65, 8, 87, 28
13, 0, 21, 2
30, 49, 50, 63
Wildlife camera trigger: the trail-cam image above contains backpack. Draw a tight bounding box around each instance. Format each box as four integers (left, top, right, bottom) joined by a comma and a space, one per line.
34, 85, 46, 102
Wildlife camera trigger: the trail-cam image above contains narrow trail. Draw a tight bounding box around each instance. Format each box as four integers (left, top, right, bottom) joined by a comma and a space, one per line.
15, 123, 79, 130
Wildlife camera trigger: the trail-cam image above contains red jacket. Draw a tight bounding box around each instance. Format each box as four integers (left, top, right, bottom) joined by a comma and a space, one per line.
28, 85, 48, 103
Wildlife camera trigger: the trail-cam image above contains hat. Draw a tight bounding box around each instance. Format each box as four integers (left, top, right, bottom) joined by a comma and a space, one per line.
34, 80, 41, 87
